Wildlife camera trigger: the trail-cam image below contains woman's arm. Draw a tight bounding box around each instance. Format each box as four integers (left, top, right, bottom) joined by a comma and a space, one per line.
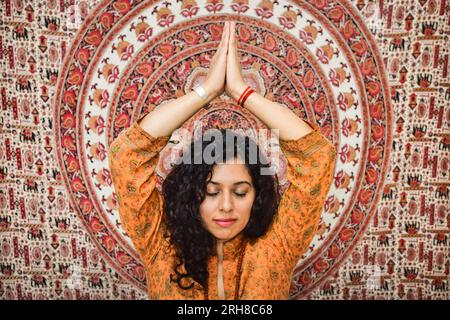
109, 122, 170, 264
230, 84, 314, 141
225, 21, 312, 141
275, 124, 336, 267
228, 81, 337, 266
140, 21, 231, 138
225, 22, 337, 267
109, 22, 231, 263
110, 90, 220, 265
138, 89, 216, 138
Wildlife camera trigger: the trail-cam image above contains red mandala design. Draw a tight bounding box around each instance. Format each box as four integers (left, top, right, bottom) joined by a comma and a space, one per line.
54, 0, 392, 298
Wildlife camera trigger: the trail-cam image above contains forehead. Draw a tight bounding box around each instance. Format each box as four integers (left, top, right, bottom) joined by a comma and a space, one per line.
209, 162, 252, 184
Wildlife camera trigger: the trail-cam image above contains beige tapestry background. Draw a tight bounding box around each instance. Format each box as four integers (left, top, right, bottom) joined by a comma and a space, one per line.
0, 0, 448, 299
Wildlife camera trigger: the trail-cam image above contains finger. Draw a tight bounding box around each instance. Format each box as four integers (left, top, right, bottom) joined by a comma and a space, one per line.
228, 22, 237, 57
224, 21, 230, 52
220, 21, 227, 42
224, 21, 230, 48
214, 21, 227, 57
220, 21, 229, 46
219, 21, 229, 56
212, 22, 227, 59
231, 21, 236, 46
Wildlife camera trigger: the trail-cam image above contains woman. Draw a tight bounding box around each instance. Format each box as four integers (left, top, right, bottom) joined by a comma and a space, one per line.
109, 21, 336, 299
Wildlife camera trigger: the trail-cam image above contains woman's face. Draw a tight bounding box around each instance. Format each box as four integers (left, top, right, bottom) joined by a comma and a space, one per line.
199, 157, 256, 241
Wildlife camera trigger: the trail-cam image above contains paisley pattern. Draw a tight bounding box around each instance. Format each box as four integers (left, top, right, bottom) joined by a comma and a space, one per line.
109, 115, 336, 299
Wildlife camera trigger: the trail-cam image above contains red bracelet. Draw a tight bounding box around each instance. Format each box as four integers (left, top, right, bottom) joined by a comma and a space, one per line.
237, 86, 255, 107
237, 86, 251, 105
240, 88, 254, 107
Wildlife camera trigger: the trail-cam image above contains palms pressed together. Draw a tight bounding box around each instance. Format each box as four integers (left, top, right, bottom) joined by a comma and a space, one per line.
203, 21, 247, 102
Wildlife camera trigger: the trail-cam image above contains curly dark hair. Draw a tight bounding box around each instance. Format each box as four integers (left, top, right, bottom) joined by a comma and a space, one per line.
161, 128, 281, 291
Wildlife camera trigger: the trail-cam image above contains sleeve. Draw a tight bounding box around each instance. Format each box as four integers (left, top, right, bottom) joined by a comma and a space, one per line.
108, 115, 170, 264
270, 120, 337, 268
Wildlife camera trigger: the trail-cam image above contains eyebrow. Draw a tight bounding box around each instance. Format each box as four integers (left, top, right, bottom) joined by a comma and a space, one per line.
208, 181, 252, 186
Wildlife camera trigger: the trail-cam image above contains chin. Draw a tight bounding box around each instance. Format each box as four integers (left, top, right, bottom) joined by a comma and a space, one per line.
212, 229, 237, 241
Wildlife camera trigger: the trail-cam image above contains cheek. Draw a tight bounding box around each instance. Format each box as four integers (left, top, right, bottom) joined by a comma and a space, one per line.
236, 197, 254, 222
199, 198, 216, 220
227, 195, 255, 232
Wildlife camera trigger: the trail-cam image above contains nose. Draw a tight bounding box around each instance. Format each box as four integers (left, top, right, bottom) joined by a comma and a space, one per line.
218, 191, 233, 213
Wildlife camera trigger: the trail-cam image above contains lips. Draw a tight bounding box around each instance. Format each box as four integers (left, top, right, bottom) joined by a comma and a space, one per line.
213, 218, 237, 227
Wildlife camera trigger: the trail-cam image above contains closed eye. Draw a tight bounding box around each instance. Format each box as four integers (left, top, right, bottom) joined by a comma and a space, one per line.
206, 192, 248, 198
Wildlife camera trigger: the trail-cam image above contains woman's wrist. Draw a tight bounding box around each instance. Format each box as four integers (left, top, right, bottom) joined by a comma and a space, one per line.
231, 82, 249, 102
201, 82, 219, 101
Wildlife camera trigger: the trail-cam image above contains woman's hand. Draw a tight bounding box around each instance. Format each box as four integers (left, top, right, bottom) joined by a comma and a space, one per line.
202, 21, 230, 100
225, 21, 248, 101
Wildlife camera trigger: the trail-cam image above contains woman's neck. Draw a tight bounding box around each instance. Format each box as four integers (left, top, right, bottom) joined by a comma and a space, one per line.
216, 239, 224, 257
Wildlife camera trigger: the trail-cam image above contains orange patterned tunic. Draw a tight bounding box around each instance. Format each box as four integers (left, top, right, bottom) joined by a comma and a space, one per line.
109, 117, 337, 300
